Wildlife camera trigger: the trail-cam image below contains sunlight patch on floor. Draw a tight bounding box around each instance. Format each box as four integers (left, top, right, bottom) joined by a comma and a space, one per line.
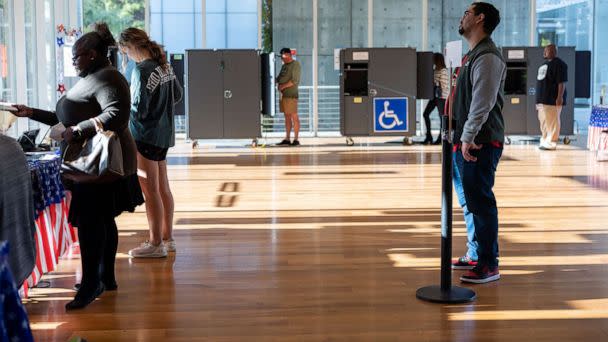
449, 299, 608, 321
389, 253, 608, 268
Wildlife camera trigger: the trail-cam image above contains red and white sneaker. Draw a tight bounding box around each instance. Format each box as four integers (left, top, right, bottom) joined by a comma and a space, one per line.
460, 265, 500, 284
452, 256, 478, 270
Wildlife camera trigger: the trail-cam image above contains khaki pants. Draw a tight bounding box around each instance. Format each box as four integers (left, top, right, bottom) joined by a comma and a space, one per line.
280, 97, 298, 114
537, 104, 562, 148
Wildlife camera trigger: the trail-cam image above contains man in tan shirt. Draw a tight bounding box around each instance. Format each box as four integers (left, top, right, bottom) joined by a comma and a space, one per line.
276, 47, 301, 146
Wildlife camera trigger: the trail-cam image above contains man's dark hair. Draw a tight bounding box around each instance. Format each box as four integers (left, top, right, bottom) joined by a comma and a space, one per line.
472, 2, 501, 35
279, 47, 292, 55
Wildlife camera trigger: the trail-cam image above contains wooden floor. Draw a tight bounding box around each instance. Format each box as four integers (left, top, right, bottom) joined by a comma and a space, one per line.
26, 137, 608, 341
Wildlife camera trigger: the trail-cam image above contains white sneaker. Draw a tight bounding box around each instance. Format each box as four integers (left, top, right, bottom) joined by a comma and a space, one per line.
539, 143, 557, 150
163, 239, 176, 252
129, 241, 167, 258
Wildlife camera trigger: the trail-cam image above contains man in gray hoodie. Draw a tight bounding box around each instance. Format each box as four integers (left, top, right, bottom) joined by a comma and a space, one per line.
451, 2, 506, 284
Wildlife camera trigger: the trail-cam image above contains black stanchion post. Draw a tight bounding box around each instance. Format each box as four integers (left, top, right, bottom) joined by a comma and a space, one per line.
440, 114, 453, 292
416, 64, 476, 304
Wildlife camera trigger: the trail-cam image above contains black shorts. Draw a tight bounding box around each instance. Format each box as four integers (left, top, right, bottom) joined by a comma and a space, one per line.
135, 141, 169, 161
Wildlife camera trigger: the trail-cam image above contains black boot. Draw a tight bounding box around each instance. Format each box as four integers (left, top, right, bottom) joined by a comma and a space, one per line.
423, 134, 433, 145
65, 282, 105, 310
73, 281, 117, 291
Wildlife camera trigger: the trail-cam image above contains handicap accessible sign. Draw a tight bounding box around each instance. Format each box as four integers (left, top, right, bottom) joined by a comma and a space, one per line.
373, 97, 408, 133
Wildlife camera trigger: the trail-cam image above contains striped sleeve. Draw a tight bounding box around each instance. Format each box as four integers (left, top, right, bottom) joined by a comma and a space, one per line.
439, 68, 450, 99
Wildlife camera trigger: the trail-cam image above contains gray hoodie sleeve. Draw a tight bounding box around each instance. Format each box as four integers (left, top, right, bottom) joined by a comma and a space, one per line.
460, 53, 506, 144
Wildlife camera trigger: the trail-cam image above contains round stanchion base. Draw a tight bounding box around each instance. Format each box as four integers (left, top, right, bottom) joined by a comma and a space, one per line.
416, 285, 476, 304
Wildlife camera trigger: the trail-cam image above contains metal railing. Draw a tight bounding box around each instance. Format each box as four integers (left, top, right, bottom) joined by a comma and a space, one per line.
262, 85, 341, 134
175, 86, 342, 135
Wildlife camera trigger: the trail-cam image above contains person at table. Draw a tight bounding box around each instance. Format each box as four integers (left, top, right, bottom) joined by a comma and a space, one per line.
0, 133, 36, 288
12, 32, 144, 310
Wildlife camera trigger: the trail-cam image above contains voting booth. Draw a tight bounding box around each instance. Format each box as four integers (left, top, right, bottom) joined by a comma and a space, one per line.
185, 49, 262, 145
339, 48, 432, 145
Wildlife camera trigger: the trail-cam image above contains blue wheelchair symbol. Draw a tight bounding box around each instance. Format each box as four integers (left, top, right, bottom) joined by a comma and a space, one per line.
374, 97, 408, 132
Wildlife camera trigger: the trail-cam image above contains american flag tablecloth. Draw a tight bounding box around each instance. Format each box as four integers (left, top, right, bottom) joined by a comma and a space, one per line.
23, 156, 78, 296
588, 105, 608, 151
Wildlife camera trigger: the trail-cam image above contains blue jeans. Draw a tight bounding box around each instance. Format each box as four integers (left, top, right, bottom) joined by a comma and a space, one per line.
452, 154, 477, 260
454, 145, 503, 267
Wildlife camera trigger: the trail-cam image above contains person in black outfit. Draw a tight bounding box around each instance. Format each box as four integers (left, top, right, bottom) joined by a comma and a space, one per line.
535, 44, 568, 150
13, 32, 144, 310
422, 53, 449, 145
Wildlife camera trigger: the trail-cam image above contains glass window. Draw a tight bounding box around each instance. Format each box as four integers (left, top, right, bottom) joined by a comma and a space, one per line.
82, 0, 145, 35
206, 0, 226, 13
42, 0, 56, 110
227, 0, 257, 12
150, 13, 163, 42
0, 0, 15, 137
150, 0, 203, 54
536, 0, 594, 129
24, 0, 37, 107
537, 0, 592, 49
206, 0, 259, 50
150, 0, 161, 10
195, 13, 203, 49
0, 0, 15, 103
206, 13, 227, 49
595, 0, 608, 104
161, 0, 194, 13
162, 13, 195, 53
227, 13, 257, 48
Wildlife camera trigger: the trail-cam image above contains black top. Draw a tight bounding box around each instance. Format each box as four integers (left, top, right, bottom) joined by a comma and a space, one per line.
31, 65, 137, 176
536, 57, 568, 106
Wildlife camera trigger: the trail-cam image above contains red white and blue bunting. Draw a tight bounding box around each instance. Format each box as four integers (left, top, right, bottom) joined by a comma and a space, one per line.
56, 24, 82, 96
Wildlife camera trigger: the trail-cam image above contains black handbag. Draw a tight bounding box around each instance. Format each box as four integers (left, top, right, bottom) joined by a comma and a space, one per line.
61, 130, 124, 183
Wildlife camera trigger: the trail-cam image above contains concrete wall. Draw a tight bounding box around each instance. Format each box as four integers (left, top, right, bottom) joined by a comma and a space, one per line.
373, 0, 423, 49
273, 0, 313, 86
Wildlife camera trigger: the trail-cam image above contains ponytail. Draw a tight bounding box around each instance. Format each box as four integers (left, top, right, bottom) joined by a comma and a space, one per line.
147, 40, 169, 70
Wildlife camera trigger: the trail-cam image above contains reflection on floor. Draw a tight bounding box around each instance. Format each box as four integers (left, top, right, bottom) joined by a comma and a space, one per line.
26, 137, 608, 341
